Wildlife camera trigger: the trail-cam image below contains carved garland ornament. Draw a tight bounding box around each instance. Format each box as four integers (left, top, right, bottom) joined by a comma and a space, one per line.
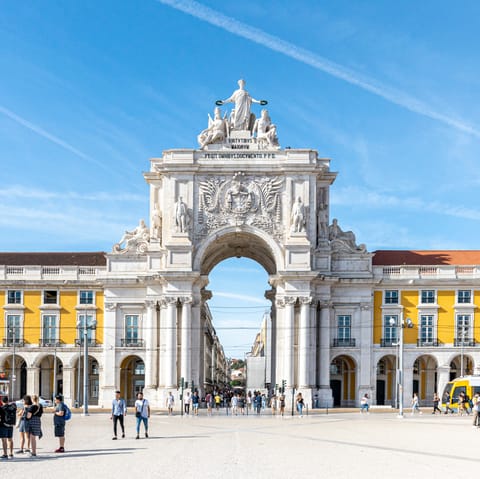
196, 172, 283, 239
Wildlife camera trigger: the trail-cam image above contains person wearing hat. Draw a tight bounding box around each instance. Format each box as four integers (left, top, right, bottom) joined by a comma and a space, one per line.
111, 390, 127, 440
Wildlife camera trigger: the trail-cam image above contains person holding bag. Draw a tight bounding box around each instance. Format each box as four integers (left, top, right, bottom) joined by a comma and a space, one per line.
134, 392, 150, 439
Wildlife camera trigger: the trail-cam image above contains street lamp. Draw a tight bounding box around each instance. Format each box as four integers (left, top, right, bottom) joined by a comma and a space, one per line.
391, 315, 413, 418
76, 314, 97, 416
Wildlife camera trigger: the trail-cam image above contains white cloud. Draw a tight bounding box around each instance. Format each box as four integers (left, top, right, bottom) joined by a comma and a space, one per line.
158, 0, 480, 139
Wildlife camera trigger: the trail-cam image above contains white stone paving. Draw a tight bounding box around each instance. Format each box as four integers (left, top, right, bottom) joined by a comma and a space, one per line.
1, 411, 478, 478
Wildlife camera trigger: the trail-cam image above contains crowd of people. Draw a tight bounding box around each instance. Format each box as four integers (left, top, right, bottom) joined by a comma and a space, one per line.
0, 394, 68, 459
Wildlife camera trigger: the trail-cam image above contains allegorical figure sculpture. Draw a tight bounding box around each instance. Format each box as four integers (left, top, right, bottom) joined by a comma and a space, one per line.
216, 79, 267, 131
197, 107, 229, 149
113, 219, 150, 253
151, 202, 162, 240
252, 109, 278, 148
328, 218, 366, 252
290, 196, 306, 233
174, 196, 188, 233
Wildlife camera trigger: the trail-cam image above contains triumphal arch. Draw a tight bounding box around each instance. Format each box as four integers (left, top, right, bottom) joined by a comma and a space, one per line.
103, 80, 373, 407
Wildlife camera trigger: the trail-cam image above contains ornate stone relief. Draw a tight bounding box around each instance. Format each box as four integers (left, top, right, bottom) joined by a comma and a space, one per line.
197, 172, 283, 239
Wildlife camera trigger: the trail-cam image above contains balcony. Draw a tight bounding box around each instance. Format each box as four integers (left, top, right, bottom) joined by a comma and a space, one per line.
380, 338, 398, 347
2, 339, 25, 347
417, 338, 440, 347
75, 338, 97, 347
38, 339, 62, 347
454, 338, 476, 347
120, 338, 145, 347
332, 338, 356, 347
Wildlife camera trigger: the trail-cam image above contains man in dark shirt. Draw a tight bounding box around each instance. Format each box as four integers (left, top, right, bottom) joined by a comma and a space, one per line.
53, 395, 66, 453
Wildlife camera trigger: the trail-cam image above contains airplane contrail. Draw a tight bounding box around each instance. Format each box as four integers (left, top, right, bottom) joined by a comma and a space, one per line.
0, 104, 107, 170
158, 0, 480, 138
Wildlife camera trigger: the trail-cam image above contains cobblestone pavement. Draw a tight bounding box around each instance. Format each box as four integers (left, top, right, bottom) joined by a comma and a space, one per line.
1, 410, 478, 478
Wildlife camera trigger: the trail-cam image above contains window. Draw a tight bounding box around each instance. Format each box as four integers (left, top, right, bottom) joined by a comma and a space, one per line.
420, 290, 435, 304
77, 314, 95, 343
43, 290, 58, 304
457, 290, 472, 304
337, 315, 351, 340
7, 290, 22, 304
385, 290, 399, 304
419, 315, 434, 343
383, 315, 398, 343
125, 315, 140, 343
6, 315, 21, 344
42, 315, 57, 344
79, 290, 94, 305
456, 314, 471, 341
134, 360, 145, 376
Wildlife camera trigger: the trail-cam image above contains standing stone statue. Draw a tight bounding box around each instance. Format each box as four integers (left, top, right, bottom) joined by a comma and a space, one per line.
151, 202, 162, 240
216, 79, 267, 131
290, 196, 306, 233
174, 196, 188, 233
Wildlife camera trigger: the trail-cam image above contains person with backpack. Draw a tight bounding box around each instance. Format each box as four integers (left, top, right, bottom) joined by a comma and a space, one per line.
24, 395, 43, 458
53, 394, 67, 453
111, 390, 127, 440
0, 396, 16, 459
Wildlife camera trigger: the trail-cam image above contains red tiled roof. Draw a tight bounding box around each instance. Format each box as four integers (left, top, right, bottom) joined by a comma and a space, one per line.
373, 250, 480, 266
0, 252, 106, 266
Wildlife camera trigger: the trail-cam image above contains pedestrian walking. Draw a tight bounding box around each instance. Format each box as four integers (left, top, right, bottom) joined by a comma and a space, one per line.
270, 394, 277, 416
166, 392, 175, 416
25, 395, 43, 457
360, 393, 370, 414
246, 391, 252, 412
472, 393, 480, 428
238, 394, 245, 415
0, 396, 16, 459
458, 392, 467, 416
184, 392, 191, 416
16, 397, 30, 454
279, 393, 286, 417
111, 390, 127, 439
134, 392, 150, 439
254, 392, 262, 415
205, 392, 213, 416
191, 391, 200, 416
432, 393, 441, 415
214, 393, 221, 412
231, 394, 239, 416
53, 394, 67, 453
296, 393, 305, 417
411, 393, 422, 415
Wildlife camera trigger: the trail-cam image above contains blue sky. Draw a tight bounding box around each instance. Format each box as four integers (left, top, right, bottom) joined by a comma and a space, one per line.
1, 1, 479, 356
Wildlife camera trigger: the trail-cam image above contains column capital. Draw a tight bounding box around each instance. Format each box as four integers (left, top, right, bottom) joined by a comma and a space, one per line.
299, 296, 313, 305
179, 296, 193, 305
104, 302, 117, 312
320, 300, 333, 309
284, 296, 297, 305
144, 299, 157, 309
163, 296, 178, 305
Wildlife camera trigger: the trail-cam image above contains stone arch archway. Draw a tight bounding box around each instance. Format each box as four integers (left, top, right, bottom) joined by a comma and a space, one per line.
376, 354, 396, 406
449, 354, 474, 380
330, 354, 357, 407
412, 354, 439, 402
120, 355, 145, 406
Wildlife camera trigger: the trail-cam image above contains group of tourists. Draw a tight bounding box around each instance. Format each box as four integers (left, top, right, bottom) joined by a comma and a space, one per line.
0, 394, 68, 459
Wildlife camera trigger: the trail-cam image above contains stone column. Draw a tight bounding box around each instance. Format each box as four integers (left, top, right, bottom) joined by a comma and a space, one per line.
298, 296, 312, 387
144, 300, 158, 389
284, 296, 296, 387
402, 363, 414, 408
158, 299, 168, 387
100, 302, 118, 407
437, 366, 450, 402
190, 299, 201, 389
26, 367, 40, 396
358, 304, 374, 404
309, 302, 317, 387
180, 296, 192, 385
275, 298, 285, 386
62, 367, 74, 406
164, 296, 178, 389
318, 301, 333, 407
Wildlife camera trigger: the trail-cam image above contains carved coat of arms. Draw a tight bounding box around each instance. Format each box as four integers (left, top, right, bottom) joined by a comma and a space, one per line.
197, 172, 283, 238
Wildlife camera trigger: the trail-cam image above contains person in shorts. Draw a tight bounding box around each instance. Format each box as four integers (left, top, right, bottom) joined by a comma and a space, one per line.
53, 394, 66, 453
24, 395, 43, 457
16, 397, 30, 454
192, 391, 200, 416
0, 396, 15, 459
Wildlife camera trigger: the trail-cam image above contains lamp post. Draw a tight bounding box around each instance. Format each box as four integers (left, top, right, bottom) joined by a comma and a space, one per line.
77, 313, 96, 416
53, 341, 58, 401
391, 315, 413, 418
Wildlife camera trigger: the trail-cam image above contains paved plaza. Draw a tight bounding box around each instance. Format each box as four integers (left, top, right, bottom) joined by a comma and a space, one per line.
1, 410, 478, 478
